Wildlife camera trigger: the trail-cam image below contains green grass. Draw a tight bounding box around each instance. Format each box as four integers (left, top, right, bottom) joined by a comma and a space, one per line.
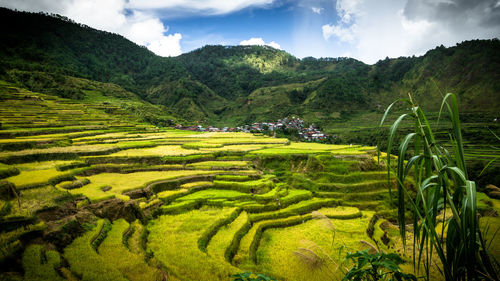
248, 198, 346, 223
22, 244, 64, 281
215, 175, 254, 181
176, 189, 252, 201
0, 144, 119, 162
213, 175, 275, 194
200, 144, 283, 153
98, 219, 161, 281
64, 219, 128, 281
180, 181, 213, 189
5, 161, 76, 189
108, 145, 206, 157
207, 211, 249, 261
70, 170, 230, 202
249, 142, 371, 155
187, 160, 250, 169
147, 207, 240, 281
255, 211, 375, 281
254, 184, 286, 201
7, 185, 70, 218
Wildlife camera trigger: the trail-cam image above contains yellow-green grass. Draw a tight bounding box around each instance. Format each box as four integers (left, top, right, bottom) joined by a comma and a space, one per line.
72, 132, 131, 142
254, 211, 376, 281
234, 215, 320, 269
98, 219, 162, 281
232, 189, 309, 212
5, 168, 69, 189
315, 206, 362, 218
4, 160, 73, 187
249, 142, 370, 155
64, 219, 128, 281
0, 144, 117, 158
157, 189, 189, 200
16, 130, 120, 140
215, 175, 254, 181
233, 216, 276, 268
153, 129, 202, 137
0, 138, 55, 144
316, 179, 390, 193
182, 142, 224, 149
187, 161, 250, 169
147, 207, 240, 281
280, 189, 313, 204
76, 136, 189, 145
127, 220, 146, 255
13, 160, 74, 171
311, 171, 387, 184
199, 144, 282, 153
254, 185, 286, 201
71, 170, 230, 202
126, 220, 185, 280
480, 215, 500, 259
180, 181, 213, 189
107, 145, 204, 157
213, 175, 275, 194
207, 211, 249, 261
0, 222, 45, 257
7, 185, 69, 217
201, 137, 289, 145
248, 198, 347, 223
139, 198, 161, 209
176, 189, 252, 201
471, 194, 500, 258
370, 219, 395, 251
22, 244, 64, 281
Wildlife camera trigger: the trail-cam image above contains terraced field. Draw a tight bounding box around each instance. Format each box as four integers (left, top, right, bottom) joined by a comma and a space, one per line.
1, 84, 499, 280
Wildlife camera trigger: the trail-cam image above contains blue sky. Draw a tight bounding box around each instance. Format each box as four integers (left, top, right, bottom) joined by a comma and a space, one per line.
1, 0, 499, 64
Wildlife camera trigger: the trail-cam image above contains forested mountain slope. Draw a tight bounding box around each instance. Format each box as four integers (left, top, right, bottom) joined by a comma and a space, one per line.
1, 8, 499, 129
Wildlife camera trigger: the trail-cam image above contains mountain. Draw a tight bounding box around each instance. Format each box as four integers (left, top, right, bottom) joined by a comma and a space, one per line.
1, 8, 499, 131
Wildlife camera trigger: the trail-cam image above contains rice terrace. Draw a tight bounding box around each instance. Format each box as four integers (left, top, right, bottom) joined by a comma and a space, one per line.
0, 3, 500, 281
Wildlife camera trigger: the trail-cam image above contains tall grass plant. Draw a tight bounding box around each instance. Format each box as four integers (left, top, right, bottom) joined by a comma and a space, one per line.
379, 93, 498, 280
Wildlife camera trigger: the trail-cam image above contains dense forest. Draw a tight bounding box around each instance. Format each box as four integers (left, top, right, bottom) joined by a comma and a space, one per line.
1, 8, 499, 127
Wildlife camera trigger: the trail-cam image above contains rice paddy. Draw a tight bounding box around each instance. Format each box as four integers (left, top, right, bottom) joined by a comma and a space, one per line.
0, 85, 498, 281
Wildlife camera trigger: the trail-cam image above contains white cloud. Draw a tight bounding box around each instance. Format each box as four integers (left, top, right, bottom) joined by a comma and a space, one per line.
267, 41, 281, 49
148, 33, 183, 57
336, 0, 363, 24
126, 0, 275, 16
311, 7, 323, 14
0, 0, 183, 57
240, 37, 281, 49
322, 0, 500, 64
322, 23, 357, 42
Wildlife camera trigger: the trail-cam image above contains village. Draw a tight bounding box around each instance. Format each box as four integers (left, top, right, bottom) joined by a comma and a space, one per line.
175, 116, 330, 141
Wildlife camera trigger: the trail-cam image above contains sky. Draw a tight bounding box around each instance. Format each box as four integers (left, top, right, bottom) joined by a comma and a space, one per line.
0, 0, 499, 64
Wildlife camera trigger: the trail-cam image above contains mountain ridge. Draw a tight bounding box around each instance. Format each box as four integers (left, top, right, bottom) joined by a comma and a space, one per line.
0, 8, 499, 130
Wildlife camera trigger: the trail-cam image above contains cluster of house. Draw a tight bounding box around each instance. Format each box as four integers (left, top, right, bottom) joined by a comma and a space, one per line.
175, 116, 329, 141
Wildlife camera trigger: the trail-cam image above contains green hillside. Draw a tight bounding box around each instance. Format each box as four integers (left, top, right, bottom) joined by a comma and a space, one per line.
1, 8, 498, 128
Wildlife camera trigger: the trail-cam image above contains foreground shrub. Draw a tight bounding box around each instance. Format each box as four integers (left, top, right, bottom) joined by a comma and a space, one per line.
342, 250, 416, 281
380, 93, 499, 280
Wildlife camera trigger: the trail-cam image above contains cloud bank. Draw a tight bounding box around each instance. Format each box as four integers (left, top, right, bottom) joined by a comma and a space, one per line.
321, 0, 500, 64
240, 37, 281, 49
126, 0, 274, 16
